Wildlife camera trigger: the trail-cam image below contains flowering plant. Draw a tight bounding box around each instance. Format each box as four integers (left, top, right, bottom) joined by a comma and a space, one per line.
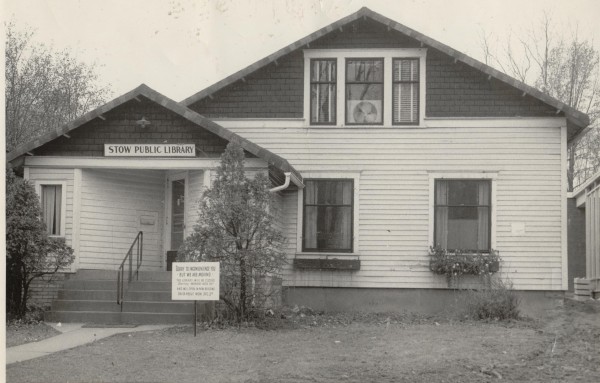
429, 246, 500, 286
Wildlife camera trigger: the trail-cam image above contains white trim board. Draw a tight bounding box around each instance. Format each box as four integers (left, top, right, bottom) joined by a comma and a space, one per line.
24, 157, 268, 169
212, 117, 568, 129
71, 169, 82, 271
560, 125, 568, 290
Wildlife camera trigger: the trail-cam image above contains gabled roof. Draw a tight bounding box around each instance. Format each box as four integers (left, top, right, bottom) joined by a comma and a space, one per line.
7, 84, 302, 185
181, 7, 589, 133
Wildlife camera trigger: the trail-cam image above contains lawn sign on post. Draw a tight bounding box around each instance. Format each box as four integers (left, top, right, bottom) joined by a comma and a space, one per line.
171, 262, 220, 336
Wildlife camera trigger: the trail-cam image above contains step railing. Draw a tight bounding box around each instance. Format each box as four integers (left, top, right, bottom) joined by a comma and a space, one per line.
117, 231, 143, 311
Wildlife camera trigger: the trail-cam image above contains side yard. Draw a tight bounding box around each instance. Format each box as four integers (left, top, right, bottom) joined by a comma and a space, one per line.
6, 299, 599, 383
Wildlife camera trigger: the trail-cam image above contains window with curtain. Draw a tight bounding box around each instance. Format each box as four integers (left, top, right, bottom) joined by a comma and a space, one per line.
392, 58, 419, 125
310, 59, 337, 125
41, 184, 63, 236
345, 58, 384, 125
434, 180, 490, 252
303, 179, 353, 252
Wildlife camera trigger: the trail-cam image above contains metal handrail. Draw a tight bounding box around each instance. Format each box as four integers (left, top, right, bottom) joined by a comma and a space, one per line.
117, 231, 143, 311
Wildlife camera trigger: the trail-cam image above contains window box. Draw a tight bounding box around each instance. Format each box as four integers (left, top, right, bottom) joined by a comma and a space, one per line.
429, 247, 501, 285
294, 257, 361, 271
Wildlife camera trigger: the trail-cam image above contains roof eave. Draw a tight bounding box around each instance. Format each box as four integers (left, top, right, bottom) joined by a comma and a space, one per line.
180, 7, 589, 131
6, 85, 303, 183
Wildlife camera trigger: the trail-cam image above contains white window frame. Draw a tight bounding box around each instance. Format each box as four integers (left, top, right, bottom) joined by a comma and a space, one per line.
35, 180, 67, 238
428, 172, 497, 250
304, 48, 427, 127
296, 172, 361, 255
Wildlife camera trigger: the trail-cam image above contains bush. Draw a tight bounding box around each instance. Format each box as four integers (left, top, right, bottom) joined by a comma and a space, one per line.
6, 170, 74, 318
463, 278, 520, 320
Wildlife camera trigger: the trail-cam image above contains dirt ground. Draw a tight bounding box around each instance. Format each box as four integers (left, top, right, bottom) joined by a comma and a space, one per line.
5, 321, 61, 348
6, 299, 600, 383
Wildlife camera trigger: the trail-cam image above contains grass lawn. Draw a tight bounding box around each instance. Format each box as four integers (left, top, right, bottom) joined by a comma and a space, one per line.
6, 300, 600, 383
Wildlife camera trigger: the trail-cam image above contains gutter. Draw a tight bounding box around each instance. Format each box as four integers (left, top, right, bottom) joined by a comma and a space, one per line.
270, 172, 291, 193
269, 172, 304, 193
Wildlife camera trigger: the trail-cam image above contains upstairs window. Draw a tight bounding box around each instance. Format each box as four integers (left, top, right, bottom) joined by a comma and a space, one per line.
345, 59, 384, 125
303, 179, 353, 252
310, 59, 337, 125
304, 49, 426, 126
393, 58, 420, 125
434, 180, 491, 252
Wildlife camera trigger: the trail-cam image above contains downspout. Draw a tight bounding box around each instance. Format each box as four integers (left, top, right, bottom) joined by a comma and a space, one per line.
269, 172, 291, 193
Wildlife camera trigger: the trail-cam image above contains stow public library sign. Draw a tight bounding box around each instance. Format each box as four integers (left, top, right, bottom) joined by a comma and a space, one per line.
104, 143, 196, 157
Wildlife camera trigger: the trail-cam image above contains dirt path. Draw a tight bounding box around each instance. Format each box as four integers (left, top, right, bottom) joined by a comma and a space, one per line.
6, 300, 599, 383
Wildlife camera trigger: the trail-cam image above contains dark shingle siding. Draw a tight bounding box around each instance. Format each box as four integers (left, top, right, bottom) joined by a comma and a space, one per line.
189, 51, 304, 118
189, 18, 556, 119
34, 98, 232, 157
426, 50, 556, 117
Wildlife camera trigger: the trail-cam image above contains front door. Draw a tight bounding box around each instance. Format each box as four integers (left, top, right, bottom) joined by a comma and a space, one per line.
165, 172, 188, 262
169, 177, 186, 251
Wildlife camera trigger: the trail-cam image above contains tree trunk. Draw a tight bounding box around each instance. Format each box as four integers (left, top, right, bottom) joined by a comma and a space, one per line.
6, 261, 23, 316
239, 256, 247, 321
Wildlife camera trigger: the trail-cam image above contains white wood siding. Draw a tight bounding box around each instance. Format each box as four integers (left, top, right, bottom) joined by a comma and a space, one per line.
27, 168, 75, 249
228, 125, 564, 290
79, 169, 165, 270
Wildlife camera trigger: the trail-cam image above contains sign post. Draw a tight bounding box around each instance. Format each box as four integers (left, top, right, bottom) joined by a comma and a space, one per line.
171, 262, 219, 336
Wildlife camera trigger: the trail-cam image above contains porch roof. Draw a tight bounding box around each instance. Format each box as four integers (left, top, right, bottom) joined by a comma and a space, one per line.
7, 84, 303, 187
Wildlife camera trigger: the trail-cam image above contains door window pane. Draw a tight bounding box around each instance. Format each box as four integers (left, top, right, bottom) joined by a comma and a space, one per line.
171, 179, 185, 250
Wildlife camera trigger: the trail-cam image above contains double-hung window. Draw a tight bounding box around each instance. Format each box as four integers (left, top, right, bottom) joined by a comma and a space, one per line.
40, 184, 64, 236
310, 59, 337, 124
303, 179, 353, 252
434, 180, 491, 252
393, 58, 420, 125
345, 59, 384, 125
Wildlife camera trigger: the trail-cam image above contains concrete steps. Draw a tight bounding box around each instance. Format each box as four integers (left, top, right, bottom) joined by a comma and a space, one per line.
46, 269, 208, 324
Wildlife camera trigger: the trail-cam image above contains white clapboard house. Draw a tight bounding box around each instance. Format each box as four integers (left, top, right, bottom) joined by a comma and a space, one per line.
7, 8, 590, 322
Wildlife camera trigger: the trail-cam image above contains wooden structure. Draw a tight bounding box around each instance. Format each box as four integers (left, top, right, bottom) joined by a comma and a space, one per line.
6, 8, 594, 312
572, 171, 600, 299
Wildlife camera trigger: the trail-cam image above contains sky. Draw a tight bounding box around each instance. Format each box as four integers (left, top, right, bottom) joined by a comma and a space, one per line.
3, 0, 600, 102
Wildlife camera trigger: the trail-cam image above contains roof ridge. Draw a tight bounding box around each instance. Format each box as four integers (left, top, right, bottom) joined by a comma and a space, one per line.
180, 7, 589, 131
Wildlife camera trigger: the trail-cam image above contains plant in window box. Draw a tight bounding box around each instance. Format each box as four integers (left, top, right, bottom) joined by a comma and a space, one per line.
429, 246, 500, 287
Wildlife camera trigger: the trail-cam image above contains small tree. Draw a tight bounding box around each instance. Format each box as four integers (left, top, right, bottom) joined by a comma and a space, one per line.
6, 170, 74, 319
178, 143, 286, 322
